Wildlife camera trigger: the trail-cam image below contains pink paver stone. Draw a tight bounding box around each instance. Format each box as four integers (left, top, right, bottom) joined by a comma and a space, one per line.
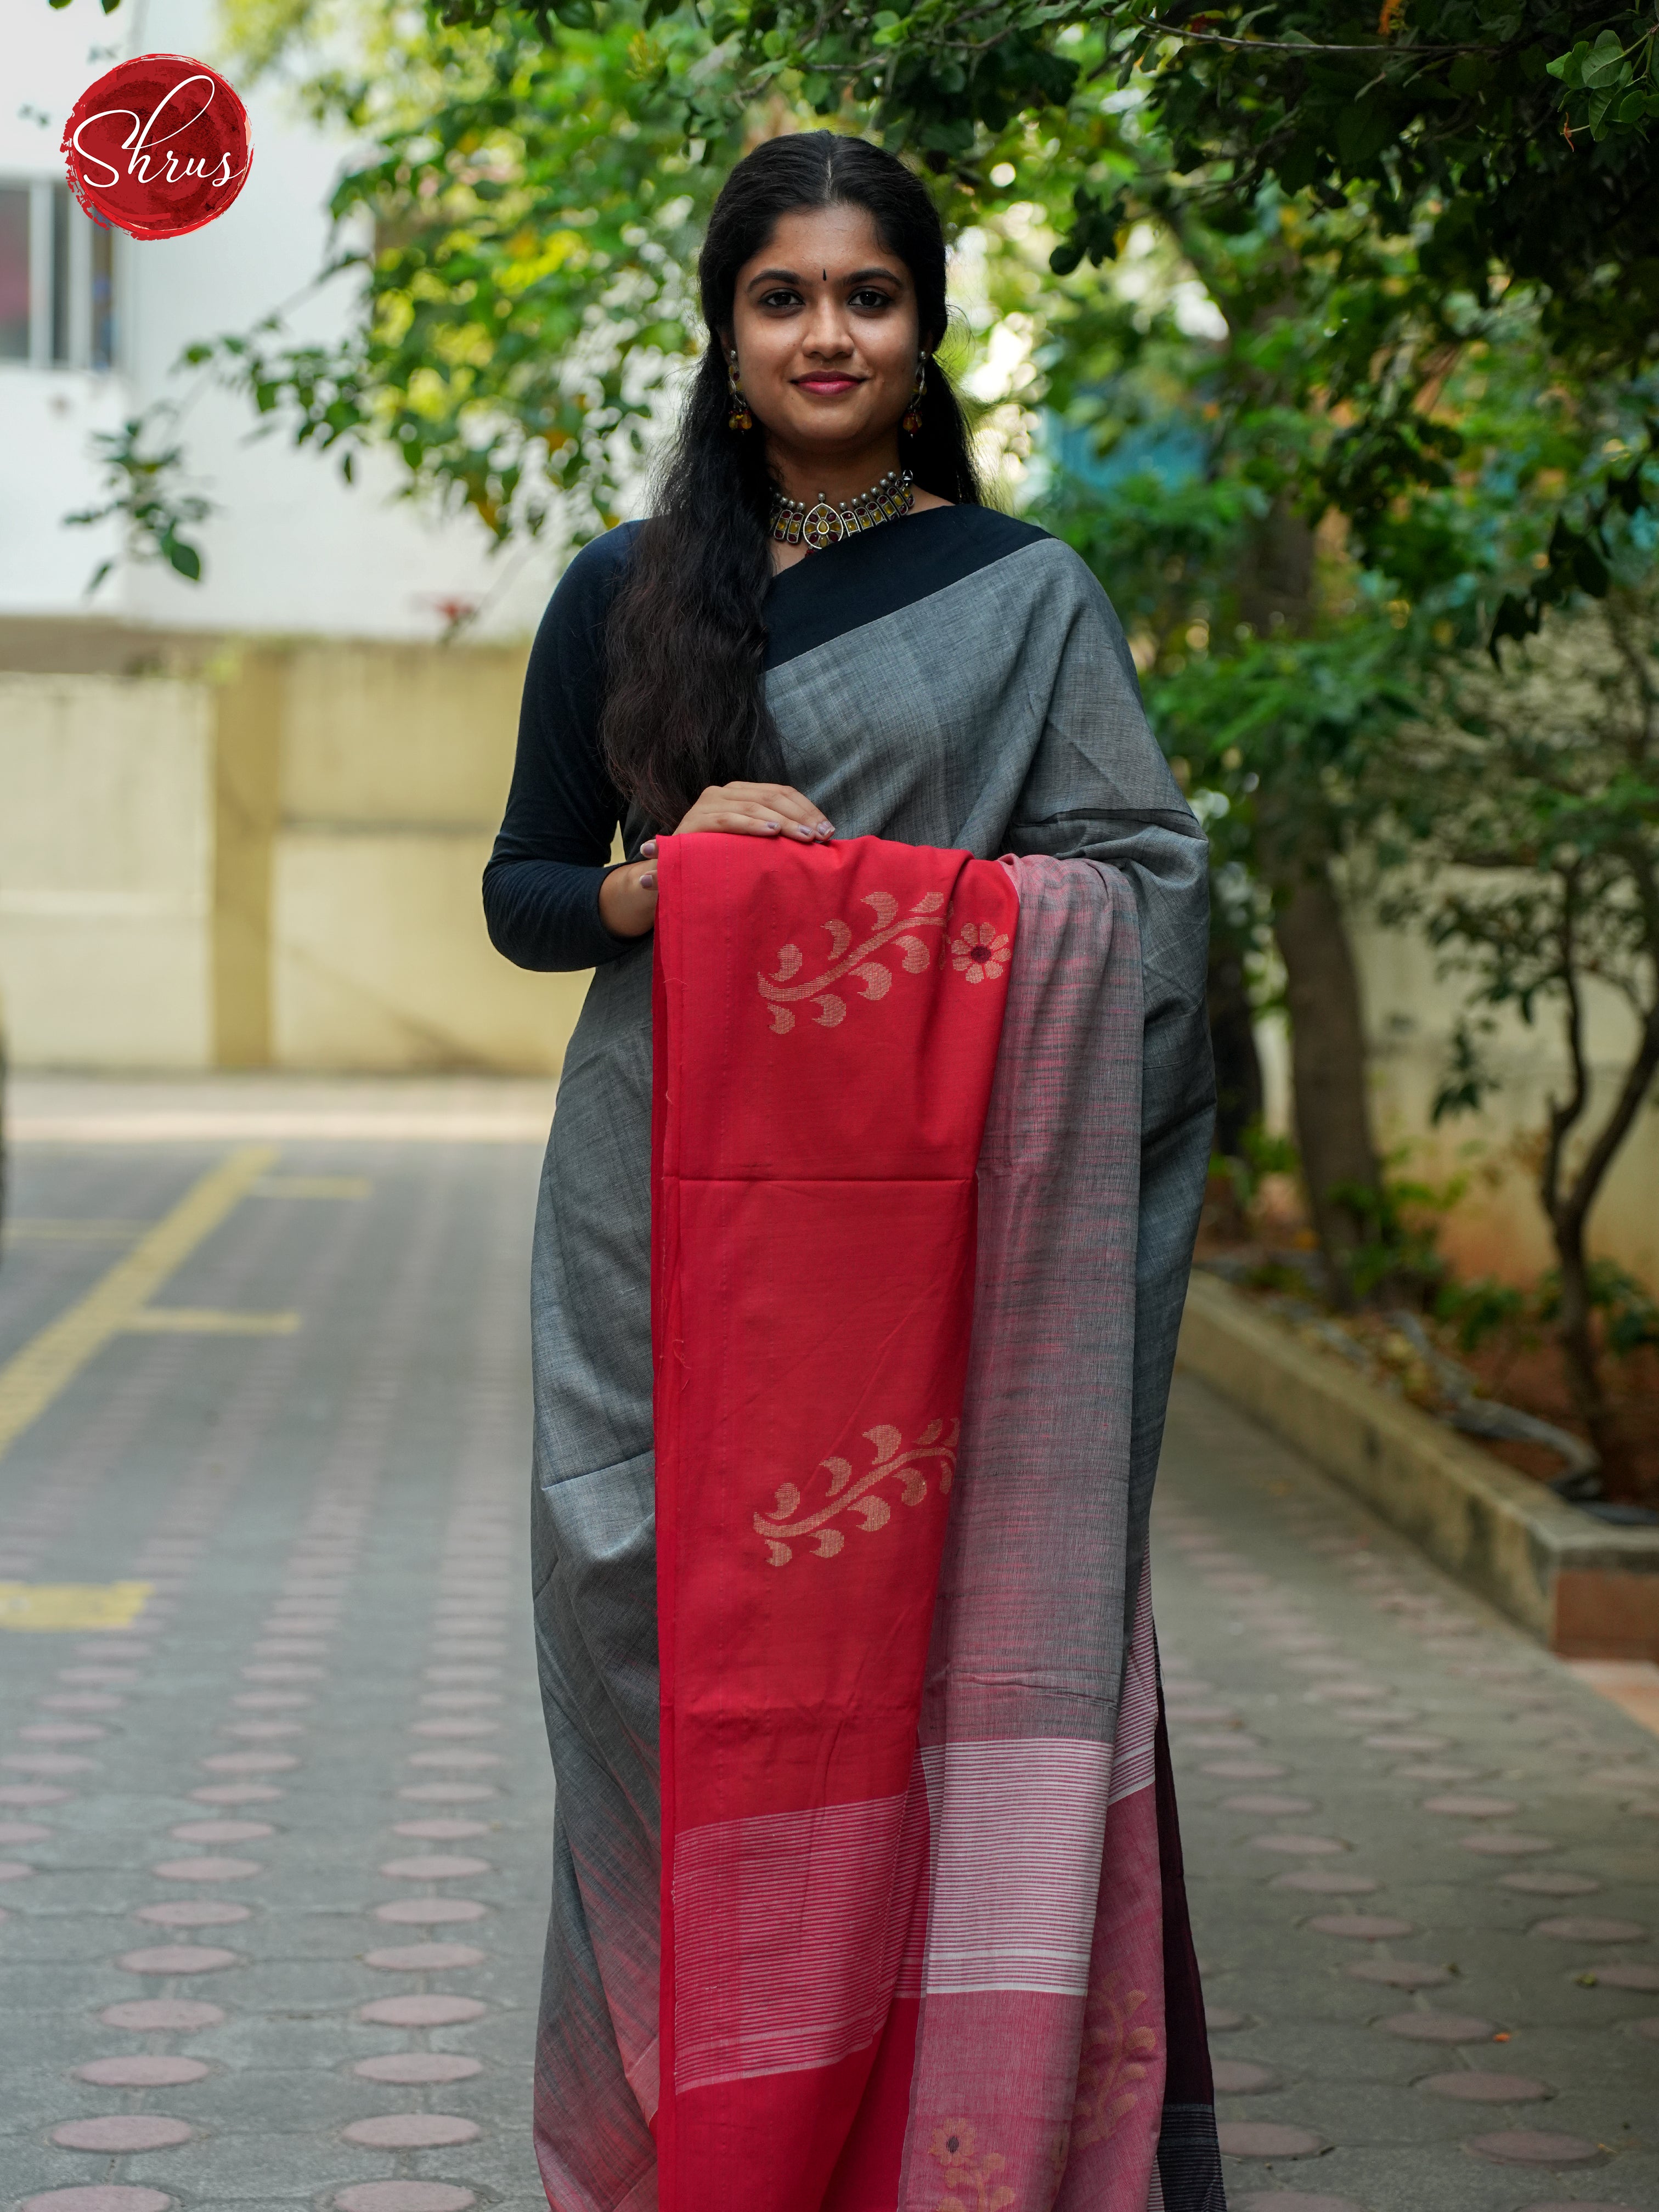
364, 1942, 487, 1971
1535, 1915, 1646, 1942
1467, 2130, 1601, 2166
334, 2189, 477, 2212
1200, 1760, 1289, 1781
341, 2113, 481, 2148
1380, 2013, 1495, 2042
1206, 2007, 1247, 2031
1238, 2194, 1371, 2212
137, 1900, 250, 1927
1346, 1959, 1452, 1988
1235, 2197, 1367, 2212
0, 1821, 50, 1843
407, 1750, 502, 1769
3, 1753, 95, 1773
393, 1820, 489, 1842
354, 2052, 484, 2084
1461, 1832, 1554, 1857
373, 1897, 487, 1925
1215, 2122, 1325, 2159
1580, 1963, 1659, 1989
1306, 1914, 1414, 1939
1273, 1870, 1378, 1894
1500, 1872, 1599, 1896
1210, 2059, 1276, 2093
0, 1860, 35, 1880
1419, 2070, 1551, 2102
0, 1784, 71, 1805
359, 1993, 488, 2026
410, 1718, 501, 1737
117, 1944, 239, 1974
171, 1821, 273, 1844
1423, 1793, 1519, 1818
51, 2115, 194, 2151
190, 1784, 284, 1806
21, 1720, 105, 1741
199, 1752, 297, 1774
152, 1857, 262, 1882
222, 1720, 303, 1739
1222, 1796, 1314, 1816
101, 1997, 225, 2029
379, 1854, 492, 1880
1251, 1833, 1346, 1856
74, 2055, 210, 2087
398, 1783, 498, 1803
20, 2192, 173, 2212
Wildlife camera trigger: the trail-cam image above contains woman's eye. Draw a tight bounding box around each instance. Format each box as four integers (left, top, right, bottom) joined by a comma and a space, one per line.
849, 289, 893, 310
759, 289, 802, 309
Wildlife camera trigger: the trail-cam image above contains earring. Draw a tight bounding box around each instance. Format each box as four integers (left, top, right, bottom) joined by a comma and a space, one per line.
726, 352, 753, 433
902, 357, 927, 435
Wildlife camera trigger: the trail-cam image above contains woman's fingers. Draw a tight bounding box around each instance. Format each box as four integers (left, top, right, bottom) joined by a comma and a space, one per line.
597, 860, 659, 940
676, 782, 834, 841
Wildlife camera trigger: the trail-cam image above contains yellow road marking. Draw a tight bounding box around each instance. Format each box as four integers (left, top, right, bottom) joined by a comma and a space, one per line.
0, 1144, 278, 1465
125, 1308, 301, 1335
0, 1581, 154, 1631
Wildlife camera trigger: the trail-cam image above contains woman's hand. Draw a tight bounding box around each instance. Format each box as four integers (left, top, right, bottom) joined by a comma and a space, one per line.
670, 782, 834, 844
599, 859, 660, 940
599, 783, 833, 940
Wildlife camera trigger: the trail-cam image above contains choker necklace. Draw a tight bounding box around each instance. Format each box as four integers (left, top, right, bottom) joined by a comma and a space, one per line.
769, 469, 915, 552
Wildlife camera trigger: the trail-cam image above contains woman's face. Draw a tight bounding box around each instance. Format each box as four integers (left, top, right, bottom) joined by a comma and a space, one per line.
726, 202, 924, 464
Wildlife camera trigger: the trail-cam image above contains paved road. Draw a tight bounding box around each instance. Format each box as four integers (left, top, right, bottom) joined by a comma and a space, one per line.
0, 1086, 1654, 2212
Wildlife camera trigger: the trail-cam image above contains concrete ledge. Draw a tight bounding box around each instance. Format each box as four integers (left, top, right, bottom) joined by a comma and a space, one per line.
1176, 1271, 1659, 1659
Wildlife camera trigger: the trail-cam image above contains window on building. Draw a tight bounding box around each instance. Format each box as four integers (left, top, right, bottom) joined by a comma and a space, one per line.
0, 179, 117, 370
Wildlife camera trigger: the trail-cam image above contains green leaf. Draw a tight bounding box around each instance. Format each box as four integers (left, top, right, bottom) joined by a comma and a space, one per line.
1582, 29, 1629, 87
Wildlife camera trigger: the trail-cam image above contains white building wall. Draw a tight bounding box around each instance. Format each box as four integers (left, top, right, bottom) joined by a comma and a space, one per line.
2, 0, 555, 642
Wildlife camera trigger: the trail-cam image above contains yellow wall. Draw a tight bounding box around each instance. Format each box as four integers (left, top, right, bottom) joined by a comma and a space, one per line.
1352, 907, 1659, 1291
0, 642, 594, 1076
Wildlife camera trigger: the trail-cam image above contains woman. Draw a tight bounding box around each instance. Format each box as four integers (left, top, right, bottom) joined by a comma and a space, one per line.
486, 131, 1221, 2212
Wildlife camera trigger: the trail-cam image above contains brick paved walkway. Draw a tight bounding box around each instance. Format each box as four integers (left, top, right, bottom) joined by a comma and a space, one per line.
0, 1084, 1654, 2211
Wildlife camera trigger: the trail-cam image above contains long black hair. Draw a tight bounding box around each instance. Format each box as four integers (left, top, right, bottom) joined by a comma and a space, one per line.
600, 131, 982, 831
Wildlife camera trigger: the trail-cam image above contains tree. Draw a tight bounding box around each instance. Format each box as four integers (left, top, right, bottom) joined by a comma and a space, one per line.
1380, 580, 1659, 1494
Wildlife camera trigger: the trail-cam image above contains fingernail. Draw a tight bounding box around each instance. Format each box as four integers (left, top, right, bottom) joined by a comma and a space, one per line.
641, 873, 657, 888
642, 839, 657, 856
816, 822, 833, 836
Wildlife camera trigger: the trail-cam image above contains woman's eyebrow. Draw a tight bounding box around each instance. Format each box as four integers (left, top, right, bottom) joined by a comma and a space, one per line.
744, 263, 905, 292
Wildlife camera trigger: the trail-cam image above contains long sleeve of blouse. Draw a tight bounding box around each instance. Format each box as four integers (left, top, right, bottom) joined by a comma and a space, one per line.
483, 523, 642, 974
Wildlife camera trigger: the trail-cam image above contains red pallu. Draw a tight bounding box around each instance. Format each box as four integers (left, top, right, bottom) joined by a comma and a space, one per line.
652, 832, 1019, 2209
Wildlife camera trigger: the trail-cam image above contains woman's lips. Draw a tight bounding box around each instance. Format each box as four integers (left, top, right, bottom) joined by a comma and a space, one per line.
795, 375, 862, 394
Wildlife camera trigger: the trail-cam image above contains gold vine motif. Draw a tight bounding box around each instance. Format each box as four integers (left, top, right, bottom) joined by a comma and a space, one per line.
755, 1420, 959, 1566
1071, 1970, 1157, 2151
757, 891, 1009, 1034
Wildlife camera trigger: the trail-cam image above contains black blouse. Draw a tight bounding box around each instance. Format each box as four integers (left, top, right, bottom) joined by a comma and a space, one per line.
482, 505, 1047, 973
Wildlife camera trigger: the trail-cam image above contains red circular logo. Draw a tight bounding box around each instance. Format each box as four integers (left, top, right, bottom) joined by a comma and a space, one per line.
61, 53, 252, 242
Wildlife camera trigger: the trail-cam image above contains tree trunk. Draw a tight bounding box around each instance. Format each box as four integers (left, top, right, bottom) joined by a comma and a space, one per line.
1274, 871, 1385, 1305
1549, 1211, 1612, 1462
1207, 938, 1264, 1160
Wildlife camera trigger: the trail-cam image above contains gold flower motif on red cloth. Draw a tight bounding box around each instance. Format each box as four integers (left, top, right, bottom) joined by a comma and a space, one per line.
950, 922, 1011, 985
928, 2118, 1017, 2211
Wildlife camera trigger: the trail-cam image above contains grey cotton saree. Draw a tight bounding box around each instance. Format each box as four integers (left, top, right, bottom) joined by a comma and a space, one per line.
519, 507, 1221, 2210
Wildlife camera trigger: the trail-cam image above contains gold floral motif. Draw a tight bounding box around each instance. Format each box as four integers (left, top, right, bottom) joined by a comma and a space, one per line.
1071, 1970, 1158, 2150
950, 922, 1011, 985
758, 889, 1007, 1033
929, 2119, 1017, 2212
754, 1419, 958, 1566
